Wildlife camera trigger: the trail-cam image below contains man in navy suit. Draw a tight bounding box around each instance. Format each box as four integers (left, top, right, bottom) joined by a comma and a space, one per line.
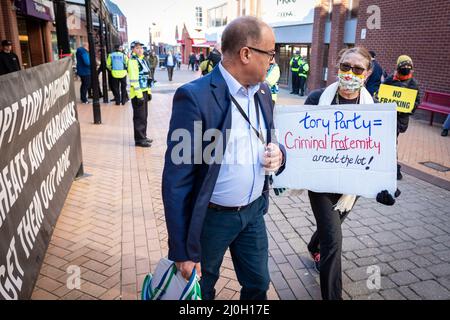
162, 16, 286, 300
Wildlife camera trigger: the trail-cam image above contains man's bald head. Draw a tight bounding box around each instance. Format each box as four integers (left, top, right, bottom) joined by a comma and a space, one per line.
221, 16, 271, 57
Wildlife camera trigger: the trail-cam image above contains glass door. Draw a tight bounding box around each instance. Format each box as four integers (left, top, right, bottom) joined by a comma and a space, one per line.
17, 17, 31, 69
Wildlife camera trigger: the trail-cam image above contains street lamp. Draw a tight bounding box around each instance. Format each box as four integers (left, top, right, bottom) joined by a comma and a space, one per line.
85, 0, 102, 124
54, 0, 71, 58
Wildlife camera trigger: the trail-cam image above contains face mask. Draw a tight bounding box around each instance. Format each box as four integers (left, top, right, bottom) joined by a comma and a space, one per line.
398, 67, 411, 76
338, 72, 365, 92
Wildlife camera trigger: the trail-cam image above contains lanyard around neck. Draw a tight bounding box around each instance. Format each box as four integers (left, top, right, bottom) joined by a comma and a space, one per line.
229, 94, 266, 145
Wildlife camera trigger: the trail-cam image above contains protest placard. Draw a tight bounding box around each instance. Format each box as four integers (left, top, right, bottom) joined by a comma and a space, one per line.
378, 84, 418, 113
273, 104, 397, 198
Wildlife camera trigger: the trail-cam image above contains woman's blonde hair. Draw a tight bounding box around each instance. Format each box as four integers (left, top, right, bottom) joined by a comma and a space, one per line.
337, 46, 373, 71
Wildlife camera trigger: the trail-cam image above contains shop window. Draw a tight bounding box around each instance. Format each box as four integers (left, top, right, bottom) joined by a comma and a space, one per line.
327, 0, 333, 21
208, 3, 227, 27
17, 17, 31, 68
195, 7, 203, 27
348, 0, 359, 19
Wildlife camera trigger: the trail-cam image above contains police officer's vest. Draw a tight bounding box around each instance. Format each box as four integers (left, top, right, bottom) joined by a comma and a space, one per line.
291, 56, 301, 72
111, 52, 126, 70
132, 55, 150, 90
267, 64, 279, 95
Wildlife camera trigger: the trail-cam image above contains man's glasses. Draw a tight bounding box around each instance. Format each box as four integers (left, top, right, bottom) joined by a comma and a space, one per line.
339, 63, 366, 75
246, 46, 276, 61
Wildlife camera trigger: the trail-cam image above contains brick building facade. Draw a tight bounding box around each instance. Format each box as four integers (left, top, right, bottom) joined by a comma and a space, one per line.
309, 0, 450, 97
355, 0, 450, 96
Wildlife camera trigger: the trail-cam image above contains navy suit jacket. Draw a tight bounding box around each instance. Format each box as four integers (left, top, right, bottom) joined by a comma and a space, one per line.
162, 66, 286, 262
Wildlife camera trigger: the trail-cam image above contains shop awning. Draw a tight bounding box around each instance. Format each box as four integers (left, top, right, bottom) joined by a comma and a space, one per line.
192, 40, 216, 48
15, 0, 54, 21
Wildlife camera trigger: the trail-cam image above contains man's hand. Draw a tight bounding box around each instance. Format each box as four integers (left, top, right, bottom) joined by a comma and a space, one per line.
263, 143, 283, 173
175, 261, 202, 281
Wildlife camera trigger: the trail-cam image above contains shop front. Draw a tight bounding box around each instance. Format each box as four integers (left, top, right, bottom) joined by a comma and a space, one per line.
262, 0, 315, 88
14, 0, 54, 68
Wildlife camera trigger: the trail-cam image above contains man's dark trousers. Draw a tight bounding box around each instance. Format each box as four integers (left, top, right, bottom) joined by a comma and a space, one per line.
80, 75, 91, 103
131, 91, 149, 143
291, 72, 300, 94
200, 196, 269, 300
111, 76, 128, 104
167, 66, 174, 81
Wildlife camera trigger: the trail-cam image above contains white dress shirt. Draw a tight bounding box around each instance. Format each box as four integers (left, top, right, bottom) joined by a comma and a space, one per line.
210, 63, 267, 207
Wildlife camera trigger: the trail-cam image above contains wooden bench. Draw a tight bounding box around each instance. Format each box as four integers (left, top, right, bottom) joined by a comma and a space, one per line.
417, 90, 450, 126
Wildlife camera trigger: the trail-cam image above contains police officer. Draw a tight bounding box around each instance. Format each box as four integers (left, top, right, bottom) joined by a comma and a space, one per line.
0, 40, 21, 76
298, 56, 310, 96
290, 50, 301, 94
128, 41, 153, 148
107, 45, 129, 105
265, 56, 280, 105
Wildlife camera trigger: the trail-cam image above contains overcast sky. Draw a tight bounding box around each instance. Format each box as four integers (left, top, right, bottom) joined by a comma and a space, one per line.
112, 0, 180, 45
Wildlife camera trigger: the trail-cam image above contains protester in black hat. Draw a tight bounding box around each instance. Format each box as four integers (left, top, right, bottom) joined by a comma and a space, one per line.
0, 40, 21, 76
382, 55, 420, 180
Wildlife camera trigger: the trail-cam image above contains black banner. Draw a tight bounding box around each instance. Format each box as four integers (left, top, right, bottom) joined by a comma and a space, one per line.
0, 58, 82, 299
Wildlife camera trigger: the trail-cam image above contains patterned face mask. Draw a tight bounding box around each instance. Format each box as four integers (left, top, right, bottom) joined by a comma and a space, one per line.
338, 71, 365, 92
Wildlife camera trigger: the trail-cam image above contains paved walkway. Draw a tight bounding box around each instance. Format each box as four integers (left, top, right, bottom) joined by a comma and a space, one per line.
32, 67, 450, 300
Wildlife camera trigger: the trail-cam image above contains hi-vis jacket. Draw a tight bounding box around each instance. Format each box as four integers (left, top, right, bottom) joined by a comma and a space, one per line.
107, 51, 128, 78
298, 60, 309, 78
128, 53, 151, 99
290, 55, 301, 72
265, 63, 280, 102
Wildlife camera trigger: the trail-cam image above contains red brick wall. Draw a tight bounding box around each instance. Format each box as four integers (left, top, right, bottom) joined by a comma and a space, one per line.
355, 0, 450, 95
0, 3, 5, 40
326, 0, 349, 84
309, 0, 329, 91
1, 0, 21, 65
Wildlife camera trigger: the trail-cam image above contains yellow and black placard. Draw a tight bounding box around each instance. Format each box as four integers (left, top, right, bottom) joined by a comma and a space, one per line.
377, 84, 418, 113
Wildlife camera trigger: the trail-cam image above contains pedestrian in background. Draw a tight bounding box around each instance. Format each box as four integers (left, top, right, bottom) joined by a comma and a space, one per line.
165, 50, 176, 81
76, 42, 91, 104
298, 55, 309, 96
265, 56, 280, 105
207, 44, 222, 68
149, 51, 158, 83
195, 53, 200, 71
176, 52, 182, 70
290, 50, 301, 94
128, 41, 153, 148
107, 44, 129, 105
365, 50, 383, 96
189, 52, 196, 71
442, 115, 450, 137
0, 40, 21, 76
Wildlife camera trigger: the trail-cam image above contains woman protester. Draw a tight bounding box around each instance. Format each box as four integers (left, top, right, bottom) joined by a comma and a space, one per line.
303, 47, 399, 300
